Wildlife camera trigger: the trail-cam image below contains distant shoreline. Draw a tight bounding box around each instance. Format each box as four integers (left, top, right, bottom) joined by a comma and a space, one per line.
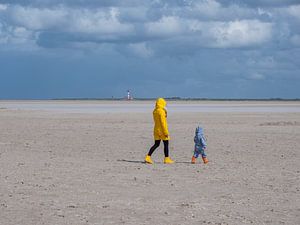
53, 98, 300, 101
1, 98, 299, 101
1, 99, 300, 113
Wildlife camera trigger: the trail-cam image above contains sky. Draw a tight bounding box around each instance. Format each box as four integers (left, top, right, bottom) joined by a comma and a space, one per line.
0, 0, 299, 99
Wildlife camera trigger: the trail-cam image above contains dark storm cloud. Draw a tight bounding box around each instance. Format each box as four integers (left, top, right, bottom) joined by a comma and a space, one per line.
0, 0, 299, 99
219, 0, 300, 7
0, 0, 146, 7
1, 0, 299, 50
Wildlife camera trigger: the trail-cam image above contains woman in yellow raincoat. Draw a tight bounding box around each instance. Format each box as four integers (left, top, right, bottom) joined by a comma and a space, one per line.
145, 98, 174, 164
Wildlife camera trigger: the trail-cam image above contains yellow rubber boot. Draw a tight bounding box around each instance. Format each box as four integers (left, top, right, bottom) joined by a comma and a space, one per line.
145, 155, 153, 164
164, 157, 174, 164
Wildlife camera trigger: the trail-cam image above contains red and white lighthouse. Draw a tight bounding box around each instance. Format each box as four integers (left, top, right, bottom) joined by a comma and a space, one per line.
127, 90, 133, 100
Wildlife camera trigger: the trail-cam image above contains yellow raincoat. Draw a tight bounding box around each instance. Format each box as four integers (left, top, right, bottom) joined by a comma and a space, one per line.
153, 98, 170, 140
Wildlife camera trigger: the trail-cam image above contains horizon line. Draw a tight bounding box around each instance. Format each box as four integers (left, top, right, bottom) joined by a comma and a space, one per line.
1, 97, 300, 101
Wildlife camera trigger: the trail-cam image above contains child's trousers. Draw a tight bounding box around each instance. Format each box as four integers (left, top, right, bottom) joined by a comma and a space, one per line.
193, 145, 207, 158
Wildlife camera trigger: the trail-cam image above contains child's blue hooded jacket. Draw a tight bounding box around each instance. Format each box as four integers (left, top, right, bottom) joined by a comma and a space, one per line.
194, 126, 207, 149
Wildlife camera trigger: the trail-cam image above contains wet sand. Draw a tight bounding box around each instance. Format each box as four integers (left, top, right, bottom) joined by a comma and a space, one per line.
0, 104, 299, 224
1, 100, 300, 113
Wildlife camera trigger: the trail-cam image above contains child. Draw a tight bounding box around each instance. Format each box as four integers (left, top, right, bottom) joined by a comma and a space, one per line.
144, 98, 174, 164
191, 126, 208, 164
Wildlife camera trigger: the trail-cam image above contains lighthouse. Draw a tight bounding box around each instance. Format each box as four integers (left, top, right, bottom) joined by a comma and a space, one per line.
127, 90, 133, 100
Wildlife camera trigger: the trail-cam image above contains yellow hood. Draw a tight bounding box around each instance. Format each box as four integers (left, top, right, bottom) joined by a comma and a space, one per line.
155, 98, 166, 109
153, 98, 169, 140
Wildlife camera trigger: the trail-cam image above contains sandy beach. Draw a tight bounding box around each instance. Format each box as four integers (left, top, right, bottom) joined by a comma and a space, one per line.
0, 101, 299, 225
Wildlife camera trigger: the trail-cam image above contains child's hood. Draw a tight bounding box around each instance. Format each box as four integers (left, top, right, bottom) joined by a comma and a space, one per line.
195, 126, 204, 135
155, 98, 167, 109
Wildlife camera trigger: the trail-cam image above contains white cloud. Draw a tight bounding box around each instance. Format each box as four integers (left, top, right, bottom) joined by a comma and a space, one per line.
144, 17, 273, 48
191, 19, 273, 48
0, 22, 35, 46
11, 6, 67, 30
214, 20, 272, 48
257, 7, 272, 18
0, 4, 8, 11
193, 0, 221, 17
0, 1, 295, 52
287, 5, 300, 20
118, 6, 148, 22
67, 8, 134, 35
185, 1, 259, 21
11, 26, 33, 43
10, 5, 134, 35
145, 16, 184, 37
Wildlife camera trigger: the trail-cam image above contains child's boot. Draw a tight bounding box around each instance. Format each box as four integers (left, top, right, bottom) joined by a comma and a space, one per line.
164, 157, 174, 164
191, 156, 196, 164
202, 156, 208, 164
144, 155, 153, 164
